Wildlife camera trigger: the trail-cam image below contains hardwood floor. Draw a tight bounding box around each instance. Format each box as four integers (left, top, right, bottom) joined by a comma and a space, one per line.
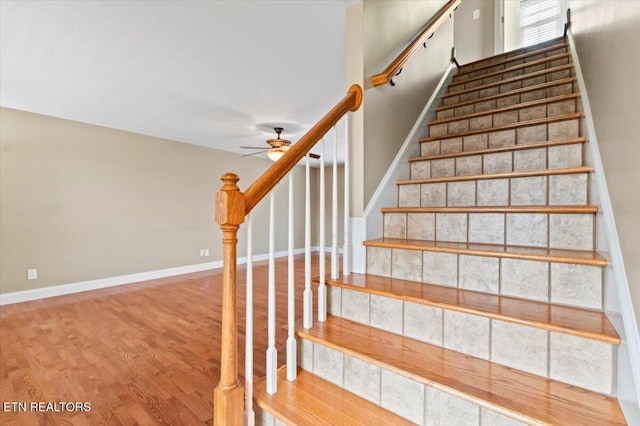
0, 254, 316, 425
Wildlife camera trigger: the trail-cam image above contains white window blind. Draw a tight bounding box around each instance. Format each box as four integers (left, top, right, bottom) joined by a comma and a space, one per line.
519, 0, 563, 47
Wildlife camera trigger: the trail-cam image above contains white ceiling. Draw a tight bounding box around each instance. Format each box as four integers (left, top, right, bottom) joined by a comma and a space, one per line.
0, 0, 350, 161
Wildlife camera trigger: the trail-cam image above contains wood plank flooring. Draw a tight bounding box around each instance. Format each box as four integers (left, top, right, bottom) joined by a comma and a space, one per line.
0, 254, 316, 425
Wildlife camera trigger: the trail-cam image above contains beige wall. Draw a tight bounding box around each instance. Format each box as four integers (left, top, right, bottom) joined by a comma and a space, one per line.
454, 0, 496, 64
570, 0, 640, 328
0, 108, 315, 294
350, 0, 452, 210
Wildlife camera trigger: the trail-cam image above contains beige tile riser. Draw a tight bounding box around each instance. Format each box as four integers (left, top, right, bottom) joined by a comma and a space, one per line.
383, 211, 594, 250
397, 173, 589, 208
412, 144, 583, 179
303, 306, 614, 396
429, 99, 578, 138
442, 67, 575, 106
448, 57, 571, 94
454, 47, 568, 82
298, 338, 547, 426
364, 248, 603, 309
425, 118, 581, 153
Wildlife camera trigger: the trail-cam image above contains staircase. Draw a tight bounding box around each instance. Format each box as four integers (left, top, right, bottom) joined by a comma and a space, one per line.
254, 37, 627, 425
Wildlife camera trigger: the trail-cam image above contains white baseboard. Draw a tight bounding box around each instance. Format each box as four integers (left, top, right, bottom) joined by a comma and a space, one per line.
0, 246, 319, 306
567, 31, 640, 409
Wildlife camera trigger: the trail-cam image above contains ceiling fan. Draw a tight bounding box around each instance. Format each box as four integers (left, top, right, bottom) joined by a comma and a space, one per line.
241, 127, 320, 162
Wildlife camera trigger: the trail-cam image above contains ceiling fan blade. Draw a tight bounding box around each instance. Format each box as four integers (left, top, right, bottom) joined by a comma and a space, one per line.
308, 153, 321, 159
242, 150, 267, 157
240, 146, 267, 149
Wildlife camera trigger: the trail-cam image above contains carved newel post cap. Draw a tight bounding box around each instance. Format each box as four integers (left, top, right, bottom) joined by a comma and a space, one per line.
216, 173, 245, 226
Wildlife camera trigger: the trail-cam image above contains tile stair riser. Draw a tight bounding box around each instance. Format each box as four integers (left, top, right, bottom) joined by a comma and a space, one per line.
436, 80, 577, 120
383, 212, 594, 251
453, 46, 568, 82
458, 39, 566, 73
365, 246, 603, 310
425, 116, 581, 146
449, 55, 572, 93
298, 337, 531, 426
398, 172, 589, 208
412, 143, 583, 179
442, 67, 575, 106
429, 97, 579, 138
326, 286, 615, 396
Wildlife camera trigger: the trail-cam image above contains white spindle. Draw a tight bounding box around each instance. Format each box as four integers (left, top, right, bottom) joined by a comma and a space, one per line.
343, 118, 350, 276
331, 126, 339, 279
318, 138, 327, 322
244, 213, 255, 425
286, 174, 297, 381
266, 192, 277, 394
303, 155, 313, 329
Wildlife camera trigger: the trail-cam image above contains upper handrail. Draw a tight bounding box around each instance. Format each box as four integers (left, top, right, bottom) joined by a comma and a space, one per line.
243, 84, 363, 214
370, 0, 461, 87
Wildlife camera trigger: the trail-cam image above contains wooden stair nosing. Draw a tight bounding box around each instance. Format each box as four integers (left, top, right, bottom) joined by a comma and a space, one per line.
420, 112, 584, 143
436, 77, 576, 112
254, 367, 414, 426
459, 36, 566, 71
363, 238, 607, 267
296, 316, 626, 426
380, 205, 597, 214
396, 165, 592, 185
441, 63, 573, 100
436, 77, 577, 112
326, 273, 619, 345
449, 52, 572, 89
454, 43, 568, 80
409, 137, 586, 162
429, 93, 579, 126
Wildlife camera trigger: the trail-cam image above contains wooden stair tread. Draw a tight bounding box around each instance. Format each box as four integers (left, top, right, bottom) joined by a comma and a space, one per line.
381, 205, 597, 214
363, 238, 607, 267
297, 316, 626, 426
429, 93, 579, 126
327, 273, 619, 344
454, 42, 568, 79
254, 367, 414, 426
459, 36, 566, 71
449, 52, 571, 89
442, 63, 573, 100
437, 77, 576, 112
409, 137, 585, 162
396, 165, 592, 185
420, 112, 583, 142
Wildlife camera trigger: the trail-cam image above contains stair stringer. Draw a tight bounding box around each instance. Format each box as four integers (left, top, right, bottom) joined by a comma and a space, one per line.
567, 30, 640, 422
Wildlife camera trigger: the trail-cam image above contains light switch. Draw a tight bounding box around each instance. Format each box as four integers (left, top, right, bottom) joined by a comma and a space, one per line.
473, 9, 480, 19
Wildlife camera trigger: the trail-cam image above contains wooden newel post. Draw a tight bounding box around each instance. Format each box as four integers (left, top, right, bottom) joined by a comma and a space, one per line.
213, 173, 245, 425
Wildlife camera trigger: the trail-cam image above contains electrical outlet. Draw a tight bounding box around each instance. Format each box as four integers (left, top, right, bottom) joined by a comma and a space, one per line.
473, 9, 480, 19
204, 249, 209, 257
27, 269, 38, 280
199, 249, 204, 256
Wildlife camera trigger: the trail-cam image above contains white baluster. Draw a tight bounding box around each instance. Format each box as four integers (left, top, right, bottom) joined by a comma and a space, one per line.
266, 192, 277, 394
244, 213, 255, 425
286, 174, 297, 381
343, 118, 351, 276
318, 138, 327, 322
303, 155, 313, 329
331, 126, 339, 279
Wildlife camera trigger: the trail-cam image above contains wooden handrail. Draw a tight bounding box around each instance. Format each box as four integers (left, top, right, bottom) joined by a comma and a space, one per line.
243, 84, 363, 214
370, 0, 461, 87
213, 84, 362, 424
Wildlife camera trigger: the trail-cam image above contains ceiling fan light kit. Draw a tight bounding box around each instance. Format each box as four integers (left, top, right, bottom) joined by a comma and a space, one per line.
241, 126, 320, 161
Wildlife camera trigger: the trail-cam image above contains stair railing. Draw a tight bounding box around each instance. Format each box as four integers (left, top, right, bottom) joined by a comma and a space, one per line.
370, 0, 460, 87
213, 84, 363, 425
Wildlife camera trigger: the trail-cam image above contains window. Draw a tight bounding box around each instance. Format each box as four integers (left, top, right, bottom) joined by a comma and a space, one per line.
519, 0, 564, 47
